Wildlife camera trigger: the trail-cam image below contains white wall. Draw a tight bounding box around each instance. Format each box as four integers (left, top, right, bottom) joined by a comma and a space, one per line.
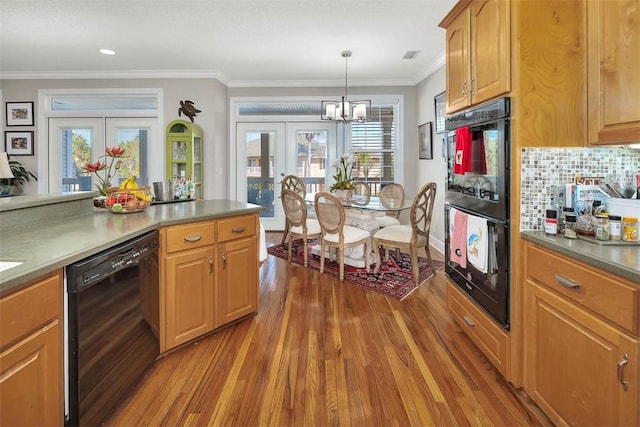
415, 66, 447, 255
0, 78, 228, 199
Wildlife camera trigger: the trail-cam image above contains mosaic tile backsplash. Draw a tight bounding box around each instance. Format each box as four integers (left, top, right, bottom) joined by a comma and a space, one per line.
520, 146, 640, 231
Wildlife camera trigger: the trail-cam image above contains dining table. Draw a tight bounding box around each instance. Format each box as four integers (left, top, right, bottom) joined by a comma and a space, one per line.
304, 192, 413, 268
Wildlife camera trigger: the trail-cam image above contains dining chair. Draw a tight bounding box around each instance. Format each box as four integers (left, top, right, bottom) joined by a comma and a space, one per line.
280, 175, 307, 244
374, 183, 405, 228
372, 182, 437, 284
281, 189, 322, 267
351, 182, 371, 206
314, 192, 372, 281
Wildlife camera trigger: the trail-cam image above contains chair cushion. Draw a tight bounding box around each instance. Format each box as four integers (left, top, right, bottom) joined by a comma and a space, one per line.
374, 216, 400, 228
290, 218, 321, 235
323, 225, 370, 243
374, 224, 412, 243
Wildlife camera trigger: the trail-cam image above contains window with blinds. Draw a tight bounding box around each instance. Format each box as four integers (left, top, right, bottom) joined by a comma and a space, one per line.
350, 105, 398, 196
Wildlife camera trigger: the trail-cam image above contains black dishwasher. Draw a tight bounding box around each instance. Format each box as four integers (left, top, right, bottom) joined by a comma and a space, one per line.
66, 230, 159, 426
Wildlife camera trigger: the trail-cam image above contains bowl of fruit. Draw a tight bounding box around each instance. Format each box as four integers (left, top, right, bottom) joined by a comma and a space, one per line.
105, 177, 152, 213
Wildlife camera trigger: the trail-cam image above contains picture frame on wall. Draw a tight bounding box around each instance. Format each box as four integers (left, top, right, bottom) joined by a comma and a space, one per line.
418, 122, 433, 160
434, 91, 446, 134
5, 131, 34, 156
6, 102, 34, 126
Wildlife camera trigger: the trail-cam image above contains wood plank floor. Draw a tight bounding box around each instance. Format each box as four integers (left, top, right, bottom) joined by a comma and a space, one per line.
108, 232, 550, 426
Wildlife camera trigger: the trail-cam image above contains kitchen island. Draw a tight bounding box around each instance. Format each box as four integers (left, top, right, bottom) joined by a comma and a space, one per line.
0, 192, 262, 294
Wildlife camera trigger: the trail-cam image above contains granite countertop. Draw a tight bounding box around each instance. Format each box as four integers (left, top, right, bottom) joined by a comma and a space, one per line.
521, 231, 640, 283
0, 199, 262, 295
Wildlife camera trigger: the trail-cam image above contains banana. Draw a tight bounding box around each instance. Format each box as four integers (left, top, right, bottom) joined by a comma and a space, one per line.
119, 176, 138, 190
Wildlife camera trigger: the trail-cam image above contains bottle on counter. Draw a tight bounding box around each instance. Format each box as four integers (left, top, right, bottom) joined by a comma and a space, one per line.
545, 209, 558, 235
564, 214, 577, 239
595, 214, 610, 241
622, 216, 639, 242
609, 215, 622, 241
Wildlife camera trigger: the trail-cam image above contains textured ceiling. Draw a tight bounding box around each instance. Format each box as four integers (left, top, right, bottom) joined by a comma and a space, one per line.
0, 0, 457, 86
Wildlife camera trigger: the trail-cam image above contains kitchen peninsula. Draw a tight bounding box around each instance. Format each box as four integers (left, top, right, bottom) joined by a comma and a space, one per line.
0, 192, 262, 426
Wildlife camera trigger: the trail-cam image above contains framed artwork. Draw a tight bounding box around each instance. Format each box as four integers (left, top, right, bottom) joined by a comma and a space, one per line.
418, 122, 433, 160
6, 102, 34, 126
434, 91, 446, 134
5, 131, 34, 155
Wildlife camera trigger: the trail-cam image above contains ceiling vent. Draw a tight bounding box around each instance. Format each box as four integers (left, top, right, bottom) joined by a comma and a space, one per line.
402, 50, 421, 60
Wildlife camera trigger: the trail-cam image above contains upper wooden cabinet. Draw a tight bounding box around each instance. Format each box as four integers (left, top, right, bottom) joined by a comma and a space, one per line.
587, 0, 640, 145
441, 0, 511, 113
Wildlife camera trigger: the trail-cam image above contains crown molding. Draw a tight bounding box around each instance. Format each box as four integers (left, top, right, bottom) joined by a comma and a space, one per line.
415, 52, 446, 84
0, 69, 226, 82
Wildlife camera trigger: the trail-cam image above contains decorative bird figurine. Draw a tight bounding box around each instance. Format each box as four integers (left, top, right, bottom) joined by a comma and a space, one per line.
178, 100, 201, 123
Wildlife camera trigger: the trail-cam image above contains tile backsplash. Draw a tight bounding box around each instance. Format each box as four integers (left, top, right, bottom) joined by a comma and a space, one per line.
520, 146, 640, 231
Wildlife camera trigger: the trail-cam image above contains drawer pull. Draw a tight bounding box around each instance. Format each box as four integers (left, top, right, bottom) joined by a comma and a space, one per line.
231, 226, 246, 234
554, 274, 580, 290
183, 235, 202, 243
617, 354, 629, 392
463, 315, 475, 327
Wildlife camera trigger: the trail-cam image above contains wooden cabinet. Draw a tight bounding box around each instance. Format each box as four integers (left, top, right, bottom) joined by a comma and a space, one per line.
160, 213, 259, 352
587, 0, 640, 145
524, 242, 639, 426
447, 281, 511, 378
216, 215, 258, 327
0, 270, 63, 426
161, 221, 216, 351
441, 0, 510, 113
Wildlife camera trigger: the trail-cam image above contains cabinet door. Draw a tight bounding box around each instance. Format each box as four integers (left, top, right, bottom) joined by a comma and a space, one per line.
216, 236, 258, 327
587, 0, 640, 144
446, 8, 471, 113
525, 282, 639, 426
1, 321, 62, 427
163, 246, 215, 350
471, 0, 510, 104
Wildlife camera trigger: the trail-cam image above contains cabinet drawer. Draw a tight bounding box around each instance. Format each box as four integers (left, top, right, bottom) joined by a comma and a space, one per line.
447, 281, 511, 379
164, 221, 215, 254
217, 215, 257, 243
0, 271, 61, 348
526, 243, 639, 334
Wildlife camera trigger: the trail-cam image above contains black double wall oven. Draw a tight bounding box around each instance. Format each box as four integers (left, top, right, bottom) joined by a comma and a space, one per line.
444, 97, 510, 328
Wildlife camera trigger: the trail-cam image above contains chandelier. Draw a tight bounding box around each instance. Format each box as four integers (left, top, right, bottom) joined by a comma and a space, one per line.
321, 51, 371, 123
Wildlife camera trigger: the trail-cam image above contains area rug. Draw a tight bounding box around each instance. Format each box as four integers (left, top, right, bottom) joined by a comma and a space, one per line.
267, 239, 444, 301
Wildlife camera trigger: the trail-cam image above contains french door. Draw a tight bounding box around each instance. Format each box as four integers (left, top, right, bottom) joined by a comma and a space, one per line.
48, 117, 156, 193
236, 122, 336, 231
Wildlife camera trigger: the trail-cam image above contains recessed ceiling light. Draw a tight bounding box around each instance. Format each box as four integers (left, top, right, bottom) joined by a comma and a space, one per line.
99, 49, 116, 55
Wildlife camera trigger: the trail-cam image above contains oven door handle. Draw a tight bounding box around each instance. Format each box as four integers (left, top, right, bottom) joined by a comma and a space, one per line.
554, 274, 580, 290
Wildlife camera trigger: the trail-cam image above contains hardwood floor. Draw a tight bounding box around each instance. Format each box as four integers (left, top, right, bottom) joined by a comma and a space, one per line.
108, 232, 550, 426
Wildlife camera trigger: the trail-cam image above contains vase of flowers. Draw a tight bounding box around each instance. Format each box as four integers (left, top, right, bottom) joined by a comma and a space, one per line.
82, 147, 126, 209
330, 153, 354, 200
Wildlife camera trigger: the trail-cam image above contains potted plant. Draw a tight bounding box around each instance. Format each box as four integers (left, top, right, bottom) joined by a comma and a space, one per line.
0, 156, 38, 197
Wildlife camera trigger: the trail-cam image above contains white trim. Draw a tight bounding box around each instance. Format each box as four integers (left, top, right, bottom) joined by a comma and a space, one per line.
37, 88, 164, 194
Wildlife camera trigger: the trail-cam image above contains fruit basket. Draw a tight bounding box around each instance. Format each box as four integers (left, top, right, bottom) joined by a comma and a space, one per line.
105, 186, 152, 213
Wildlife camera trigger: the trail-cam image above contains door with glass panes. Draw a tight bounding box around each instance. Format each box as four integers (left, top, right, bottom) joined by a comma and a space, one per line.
236, 122, 335, 231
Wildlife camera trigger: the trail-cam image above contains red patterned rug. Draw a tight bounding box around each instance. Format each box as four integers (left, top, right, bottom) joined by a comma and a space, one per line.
267, 239, 444, 301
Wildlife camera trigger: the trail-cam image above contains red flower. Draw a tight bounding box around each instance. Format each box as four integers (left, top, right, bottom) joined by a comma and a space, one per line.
82, 161, 107, 173
106, 147, 125, 157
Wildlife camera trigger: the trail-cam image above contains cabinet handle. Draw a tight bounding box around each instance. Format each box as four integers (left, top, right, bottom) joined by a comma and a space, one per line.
463, 315, 475, 327
183, 235, 202, 243
208, 257, 213, 274
617, 354, 629, 392
461, 81, 466, 96
554, 274, 581, 290
222, 253, 227, 269
470, 78, 475, 95
231, 226, 246, 234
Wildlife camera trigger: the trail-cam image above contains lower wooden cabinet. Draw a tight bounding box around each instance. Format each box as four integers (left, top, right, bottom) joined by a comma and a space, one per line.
524, 242, 639, 426
0, 270, 63, 426
447, 281, 511, 379
217, 235, 258, 327
163, 245, 216, 350
160, 214, 259, 352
